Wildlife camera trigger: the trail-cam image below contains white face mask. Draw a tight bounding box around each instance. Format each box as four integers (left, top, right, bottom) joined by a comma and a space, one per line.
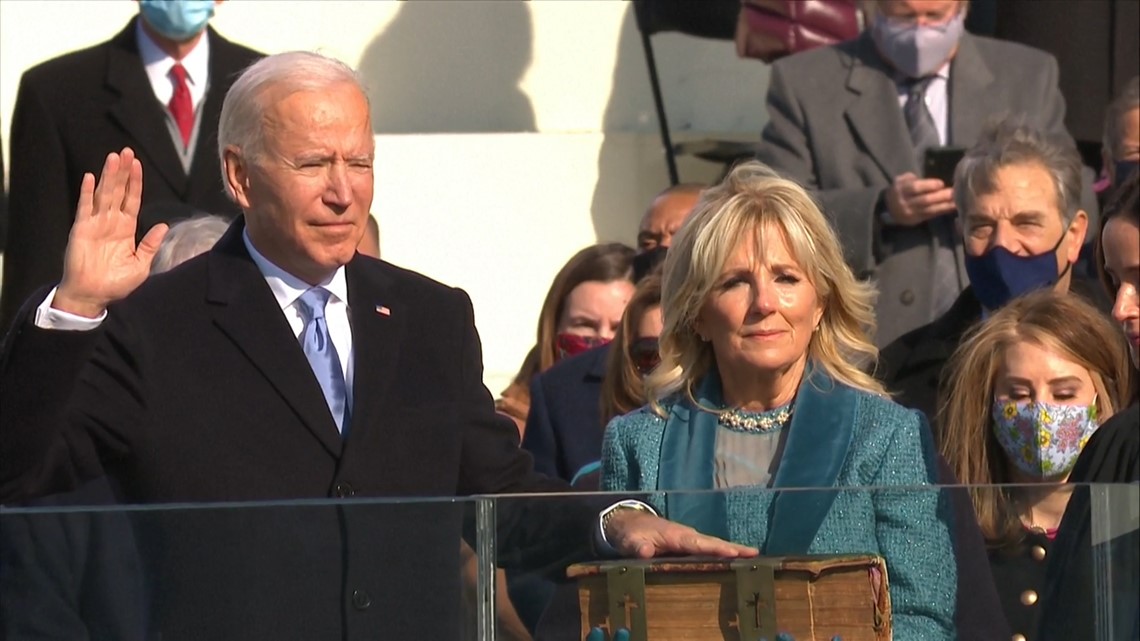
870, 11, 965, 78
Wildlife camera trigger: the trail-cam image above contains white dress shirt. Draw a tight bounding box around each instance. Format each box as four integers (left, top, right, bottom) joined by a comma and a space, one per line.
33, 233, 356, 429
137, 19, 210, 111
241, 231, 355, 411
895, 62, 951, 146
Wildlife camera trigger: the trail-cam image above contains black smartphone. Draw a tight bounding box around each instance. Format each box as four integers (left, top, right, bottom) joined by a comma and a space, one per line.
923, 146, 966, 185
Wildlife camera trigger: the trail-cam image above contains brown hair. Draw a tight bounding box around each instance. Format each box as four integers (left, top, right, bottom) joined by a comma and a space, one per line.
1096, 174, 1140, 403
937, 290, 1133, 545
506, 243, 635, 399
1102, 76, 1140, 161
600, 273, 664, 425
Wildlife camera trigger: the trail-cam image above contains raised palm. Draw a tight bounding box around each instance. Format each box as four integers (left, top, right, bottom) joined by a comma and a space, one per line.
55, 148, 169, 317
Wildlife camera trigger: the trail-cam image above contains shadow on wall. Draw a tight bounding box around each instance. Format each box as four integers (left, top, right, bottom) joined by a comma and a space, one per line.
357, 0, 535, 134
591, 5, 655, 244
590, 5, 754, 243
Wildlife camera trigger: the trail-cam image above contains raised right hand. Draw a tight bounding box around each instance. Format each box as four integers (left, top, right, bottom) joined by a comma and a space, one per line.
883, 172, 956, 227
53, 148, 169, 318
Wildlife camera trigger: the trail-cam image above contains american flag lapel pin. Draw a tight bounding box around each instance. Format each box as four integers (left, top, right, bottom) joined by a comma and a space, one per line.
375, 304, 391, 317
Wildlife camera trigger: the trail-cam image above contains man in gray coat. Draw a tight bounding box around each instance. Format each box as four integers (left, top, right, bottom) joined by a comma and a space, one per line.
757, 0, 1083, 346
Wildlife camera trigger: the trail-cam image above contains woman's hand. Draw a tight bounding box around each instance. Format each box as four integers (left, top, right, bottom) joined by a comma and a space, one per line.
587, 628, 840, 640
606, 510, 758, 559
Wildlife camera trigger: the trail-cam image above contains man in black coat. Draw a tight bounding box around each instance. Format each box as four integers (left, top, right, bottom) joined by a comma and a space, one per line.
879, 121, 1106, 426
0, 52, 749, 641
0, 3, 263, 332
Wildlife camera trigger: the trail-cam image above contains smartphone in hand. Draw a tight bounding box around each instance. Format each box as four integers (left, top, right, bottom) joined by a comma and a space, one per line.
923, 147, 966, 185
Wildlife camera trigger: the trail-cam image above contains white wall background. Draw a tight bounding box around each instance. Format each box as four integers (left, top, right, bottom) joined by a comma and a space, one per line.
0, 0, 772, 394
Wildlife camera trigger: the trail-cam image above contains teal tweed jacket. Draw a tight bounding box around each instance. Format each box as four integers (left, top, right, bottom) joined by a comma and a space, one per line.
601, 368, 957, 640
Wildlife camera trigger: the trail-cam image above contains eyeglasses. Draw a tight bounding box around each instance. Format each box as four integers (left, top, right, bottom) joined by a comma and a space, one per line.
878, 5, 960, 28
629, 338, 661, 376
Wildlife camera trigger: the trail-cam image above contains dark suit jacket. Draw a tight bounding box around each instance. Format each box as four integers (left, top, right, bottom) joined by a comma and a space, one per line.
0, 221, 590, 641
0, 478, 153, 641
0, 132, 7, 251
1038, 402, 1140, 641
757, 31, 1082, 346
878, 277, 1112, 425
0, 19, 263, 332
521, 344, 610, 482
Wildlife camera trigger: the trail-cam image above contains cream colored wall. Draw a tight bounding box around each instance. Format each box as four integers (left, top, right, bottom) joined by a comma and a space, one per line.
0, 0, 770, 394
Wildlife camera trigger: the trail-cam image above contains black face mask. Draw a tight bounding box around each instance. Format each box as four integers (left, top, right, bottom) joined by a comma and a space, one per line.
629, 337, 660, 376
1113, 160, 1139, 188
633, 246, 668, 283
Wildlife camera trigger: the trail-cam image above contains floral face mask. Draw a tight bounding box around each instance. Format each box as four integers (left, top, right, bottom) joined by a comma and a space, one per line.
991, 398, 1100, 479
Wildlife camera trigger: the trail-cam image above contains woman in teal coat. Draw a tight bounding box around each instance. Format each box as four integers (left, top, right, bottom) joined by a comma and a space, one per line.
601, 161, 957, 640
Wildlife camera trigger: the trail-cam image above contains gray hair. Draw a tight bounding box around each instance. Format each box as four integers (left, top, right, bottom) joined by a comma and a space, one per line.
861, 0, 967, 22
1103, 76, 1140, 161
217, 51, 369, 187
954, 120, 1084, 225
151, 215, 231, 274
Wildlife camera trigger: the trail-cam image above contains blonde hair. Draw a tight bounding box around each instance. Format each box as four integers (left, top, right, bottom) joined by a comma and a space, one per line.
600, 273, 664, 425
645, 161, 883, 414
938, 290, 1133, 545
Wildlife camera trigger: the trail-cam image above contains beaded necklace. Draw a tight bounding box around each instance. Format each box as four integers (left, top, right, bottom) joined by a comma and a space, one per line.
716, 404, 793, 433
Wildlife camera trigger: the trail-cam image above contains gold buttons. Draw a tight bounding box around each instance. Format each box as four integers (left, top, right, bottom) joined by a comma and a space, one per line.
1020, 590, 1039, 606
1031, 545, 1047, 561
1012, 634, 1027, 641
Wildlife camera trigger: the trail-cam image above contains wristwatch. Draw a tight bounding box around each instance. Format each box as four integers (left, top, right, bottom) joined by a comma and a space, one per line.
599, 499, 657, 541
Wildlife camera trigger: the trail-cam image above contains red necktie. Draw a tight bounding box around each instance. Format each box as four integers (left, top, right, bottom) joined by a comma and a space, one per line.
168, 64, 193, 147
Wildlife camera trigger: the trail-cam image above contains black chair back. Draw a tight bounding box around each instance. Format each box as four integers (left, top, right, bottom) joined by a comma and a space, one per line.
632, 0, 739, 39
631, 0, 742, 185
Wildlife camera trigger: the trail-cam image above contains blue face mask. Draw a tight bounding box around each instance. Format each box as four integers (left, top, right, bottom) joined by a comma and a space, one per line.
964, 233, 1070, 311
139, 0, 216, 42
1113, 160, 1139, 188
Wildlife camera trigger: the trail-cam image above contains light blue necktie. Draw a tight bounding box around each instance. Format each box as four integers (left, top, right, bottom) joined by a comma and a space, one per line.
297, 287, 349, 435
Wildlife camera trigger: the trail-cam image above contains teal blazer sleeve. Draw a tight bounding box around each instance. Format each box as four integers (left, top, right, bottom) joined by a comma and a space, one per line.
869, 411, 957, 640
601, 410, 666, 515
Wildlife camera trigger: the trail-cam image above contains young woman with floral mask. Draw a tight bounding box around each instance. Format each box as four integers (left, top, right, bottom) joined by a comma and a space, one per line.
938, 289, 1133, 641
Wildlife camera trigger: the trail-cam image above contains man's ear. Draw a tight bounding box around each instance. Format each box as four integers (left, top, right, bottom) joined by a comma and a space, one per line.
223, 146, 251, 209
1065, 209, 1089, 264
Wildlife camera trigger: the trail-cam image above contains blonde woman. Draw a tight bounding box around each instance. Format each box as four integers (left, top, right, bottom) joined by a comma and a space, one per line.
938, 290, 1132, 641
601, 161, 957, 639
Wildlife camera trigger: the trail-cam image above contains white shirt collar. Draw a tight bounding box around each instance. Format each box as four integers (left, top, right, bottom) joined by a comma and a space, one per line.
137, 18, 211, 107
242, 228, 350, 311
895, 61, 951, 87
